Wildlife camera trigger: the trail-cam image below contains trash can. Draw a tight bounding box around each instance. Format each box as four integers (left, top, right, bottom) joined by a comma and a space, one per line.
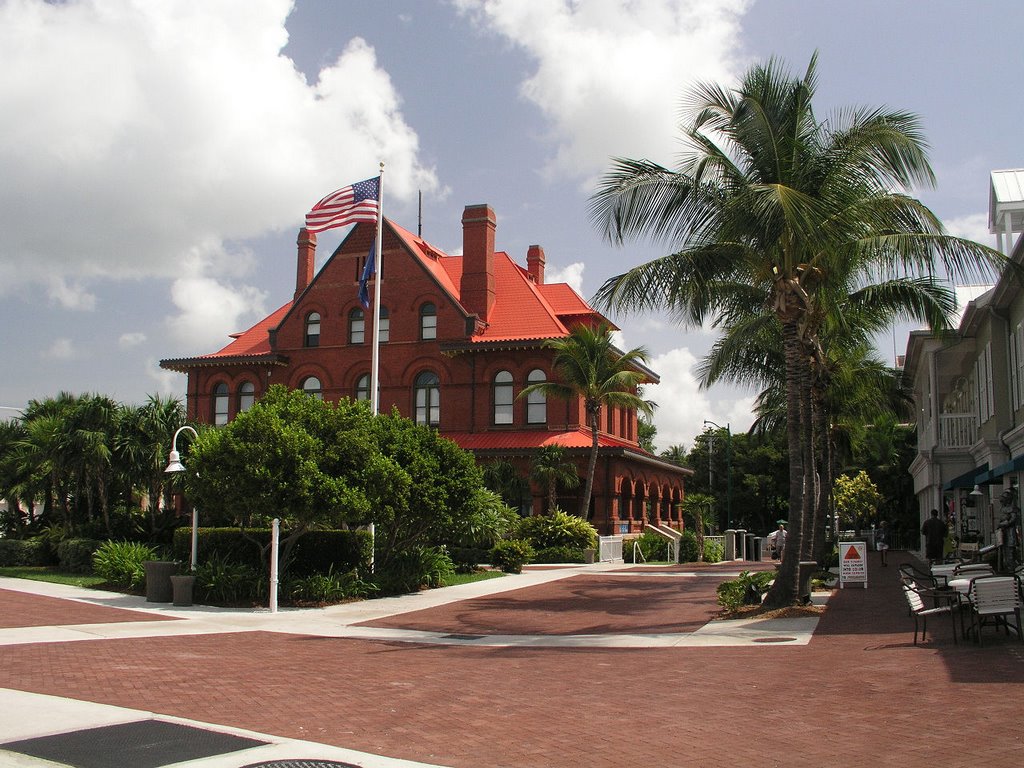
170, 574, 195, 607
745, 534, 756, 561
751, 536, 762, 561
144, 560, 176, 603
583, 548, 596, 564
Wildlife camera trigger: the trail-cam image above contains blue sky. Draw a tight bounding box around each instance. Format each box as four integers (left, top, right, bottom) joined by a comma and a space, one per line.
1, 0, 1021, 450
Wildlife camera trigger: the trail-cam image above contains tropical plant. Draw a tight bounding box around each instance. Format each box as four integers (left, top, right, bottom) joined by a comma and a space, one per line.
681, 493, 716, 562
589, 54, 1004, 606
833, 470, 883, 530
520, 323, 654, 519
91, 540, 160, 590
515, 507, 598, 551
529, 445, 580, 512
491, 539, 535, 574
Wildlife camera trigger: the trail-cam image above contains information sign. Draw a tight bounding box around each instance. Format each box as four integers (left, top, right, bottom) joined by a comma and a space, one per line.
839, 541, 867, 589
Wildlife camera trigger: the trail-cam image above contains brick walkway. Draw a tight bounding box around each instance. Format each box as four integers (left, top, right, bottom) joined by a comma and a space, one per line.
1, 554, 1023, 768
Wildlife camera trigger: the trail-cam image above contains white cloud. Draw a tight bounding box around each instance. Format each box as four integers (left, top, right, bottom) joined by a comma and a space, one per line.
546, 261, 585, 294
42, 338, 77, 360
944, 212, 992, 246
46, 277, 97, 311
453, 0, 751, 182
643, 345, 755, 452
119, 332, 147, 348
0, 0, 437, 297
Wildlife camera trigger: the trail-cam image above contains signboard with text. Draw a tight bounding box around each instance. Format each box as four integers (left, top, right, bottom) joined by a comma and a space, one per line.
839, 541, 867, 589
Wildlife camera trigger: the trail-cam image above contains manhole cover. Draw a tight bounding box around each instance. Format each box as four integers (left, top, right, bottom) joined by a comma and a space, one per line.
752, 637, 797, 643
242, 762, 360, 768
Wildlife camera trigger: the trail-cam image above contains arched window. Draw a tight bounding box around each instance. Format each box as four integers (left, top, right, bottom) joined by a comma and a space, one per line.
349, 308, 365, 344
414, 371, 440, 426
213, 382, 229, 426
355, 374, 370, 402
301, 376, 323, 400
304, 312, 320, 347
378, 306, 390, 343
527, 369, 547, 424
419, 302, 437, 340
238, 381, 255, 412
493, 370, 513, 424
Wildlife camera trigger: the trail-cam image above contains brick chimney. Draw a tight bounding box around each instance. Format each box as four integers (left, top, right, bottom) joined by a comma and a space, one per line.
295, 228, 316, 299
460, 204, 496, 323
527, 244, 545, 284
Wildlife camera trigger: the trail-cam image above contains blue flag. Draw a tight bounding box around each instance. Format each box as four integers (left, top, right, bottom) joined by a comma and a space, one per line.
358, 238, 376, 309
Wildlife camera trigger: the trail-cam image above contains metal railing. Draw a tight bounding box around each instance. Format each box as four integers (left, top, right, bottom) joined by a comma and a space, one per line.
599, 535, 623, 562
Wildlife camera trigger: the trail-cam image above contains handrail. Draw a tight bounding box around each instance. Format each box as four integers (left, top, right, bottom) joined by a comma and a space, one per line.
633, 540, 646, 564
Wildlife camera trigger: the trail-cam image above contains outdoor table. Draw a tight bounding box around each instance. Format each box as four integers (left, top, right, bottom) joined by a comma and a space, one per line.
949, 577, 973, 595
931, 564, 958, 585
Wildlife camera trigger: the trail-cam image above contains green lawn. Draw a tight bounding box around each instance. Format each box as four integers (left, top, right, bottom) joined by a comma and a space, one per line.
0, 566, 108, 588
442, 570, 506, 587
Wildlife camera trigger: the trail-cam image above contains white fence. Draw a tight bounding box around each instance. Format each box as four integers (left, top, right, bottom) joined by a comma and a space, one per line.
599, 535, 623, 562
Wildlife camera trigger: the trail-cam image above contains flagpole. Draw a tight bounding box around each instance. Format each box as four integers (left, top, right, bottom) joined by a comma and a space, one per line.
370, 162, 384, 417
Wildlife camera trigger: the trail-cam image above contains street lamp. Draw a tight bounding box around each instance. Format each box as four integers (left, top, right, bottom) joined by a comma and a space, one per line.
703, 420, 732, 530
164, 425, 199, 572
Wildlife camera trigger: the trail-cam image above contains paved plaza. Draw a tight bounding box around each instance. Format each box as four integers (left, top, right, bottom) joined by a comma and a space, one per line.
1, 552, 1023, 768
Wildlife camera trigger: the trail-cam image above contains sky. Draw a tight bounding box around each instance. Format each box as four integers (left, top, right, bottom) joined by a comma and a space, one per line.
1, 0, 1022, 452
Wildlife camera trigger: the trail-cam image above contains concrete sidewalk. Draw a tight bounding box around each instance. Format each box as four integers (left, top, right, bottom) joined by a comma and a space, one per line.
2, 553, 1022, 768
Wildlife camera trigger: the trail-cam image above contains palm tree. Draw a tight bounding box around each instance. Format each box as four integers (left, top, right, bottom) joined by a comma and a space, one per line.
589, 54, 1003, 606
682, 492, 716, 562
530, 445, 580, 512
660, 444, 687, 465
520, 322, 654, 519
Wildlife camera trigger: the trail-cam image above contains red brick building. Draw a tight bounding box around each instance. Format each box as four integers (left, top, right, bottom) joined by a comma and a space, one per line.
160, 204, 691, 534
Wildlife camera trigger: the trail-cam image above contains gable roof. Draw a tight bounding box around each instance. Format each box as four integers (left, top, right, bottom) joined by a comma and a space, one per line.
163, 215, 612, 368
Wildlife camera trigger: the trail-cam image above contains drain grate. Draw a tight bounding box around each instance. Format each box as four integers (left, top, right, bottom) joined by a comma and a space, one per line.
752, 636, 797, 643
2, 719, 267, 768
443, 633, 485, 640
242, 762, 361, 768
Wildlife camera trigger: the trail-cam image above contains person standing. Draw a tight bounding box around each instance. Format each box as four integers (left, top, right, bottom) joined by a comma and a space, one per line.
921, 508, 947, 564
773, 522, 787, 560
875, 520, 890, 567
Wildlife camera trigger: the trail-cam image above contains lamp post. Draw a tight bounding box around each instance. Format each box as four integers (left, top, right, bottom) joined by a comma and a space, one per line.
703, 420, 732, 530
164, 425, 199, 572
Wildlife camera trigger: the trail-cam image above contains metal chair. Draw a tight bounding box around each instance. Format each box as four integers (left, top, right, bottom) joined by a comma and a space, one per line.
965, 575, 1023, 645
902, 580, 959, 645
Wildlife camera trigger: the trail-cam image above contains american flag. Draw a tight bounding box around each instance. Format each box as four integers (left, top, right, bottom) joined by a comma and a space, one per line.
305, 176, 380, 234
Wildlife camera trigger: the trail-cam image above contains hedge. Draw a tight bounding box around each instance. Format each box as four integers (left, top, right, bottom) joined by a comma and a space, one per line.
57, 538, 103, 573
171, 527, 372, 575
0, 539, 52, 567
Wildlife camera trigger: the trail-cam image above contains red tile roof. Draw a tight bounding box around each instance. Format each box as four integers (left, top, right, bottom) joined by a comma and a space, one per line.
443, 428, 639, 452
173, 217, 607, 364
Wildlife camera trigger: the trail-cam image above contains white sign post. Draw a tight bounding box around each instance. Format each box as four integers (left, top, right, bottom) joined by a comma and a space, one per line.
839, 541, 868, 589
270, 518, 280, 613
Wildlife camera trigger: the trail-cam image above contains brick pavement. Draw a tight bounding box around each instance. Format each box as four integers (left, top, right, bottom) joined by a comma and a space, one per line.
0, 587, 172, 629
2, 554, 1024, 768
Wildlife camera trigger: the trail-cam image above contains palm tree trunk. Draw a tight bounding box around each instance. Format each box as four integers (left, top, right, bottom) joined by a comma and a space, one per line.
764, 319, 805, 608
811, 381, 831, 564
579, 409, 600, 519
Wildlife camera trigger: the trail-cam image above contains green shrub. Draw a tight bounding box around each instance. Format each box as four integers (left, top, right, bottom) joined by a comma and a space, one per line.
703, 538, 724, 564
171, 527, 372, 576
623, 530, 673, 563
286, 566, 379, 603
678, 530, 700, 563
92, 540, 161, 590
194, 552, 262, 605
515, 508, 597, 551
0, 539, 51, 567
57, 539, 102, 574
375, 546, 455, 595
491, 539, 535, 573
716, 570, 776, 612
448, 546, 491, 572
532, 545, 584, 564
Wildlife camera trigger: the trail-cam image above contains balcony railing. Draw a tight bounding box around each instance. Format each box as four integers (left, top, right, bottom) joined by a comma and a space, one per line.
938, 413, 977, 449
